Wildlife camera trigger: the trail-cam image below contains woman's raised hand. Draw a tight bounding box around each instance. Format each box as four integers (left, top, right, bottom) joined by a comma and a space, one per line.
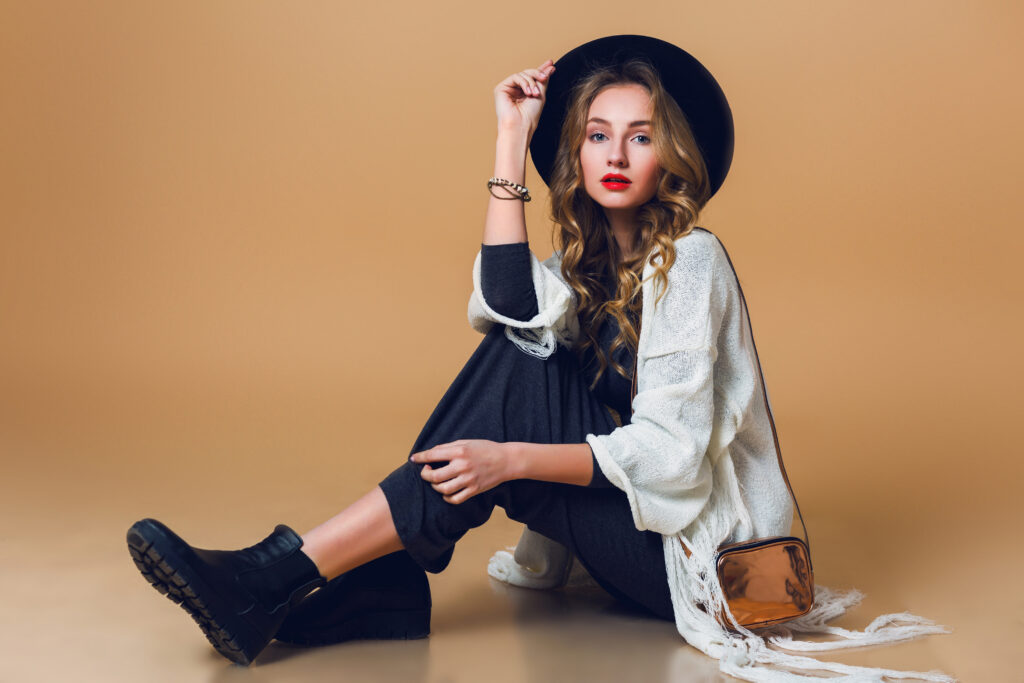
494, 59, 555, 134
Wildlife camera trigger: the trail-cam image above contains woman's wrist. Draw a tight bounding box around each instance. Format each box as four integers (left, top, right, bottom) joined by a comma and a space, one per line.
497, 119, 533, 138
491, 128, 530, 198
496, 122, 530, 146
502, 442, 523, 481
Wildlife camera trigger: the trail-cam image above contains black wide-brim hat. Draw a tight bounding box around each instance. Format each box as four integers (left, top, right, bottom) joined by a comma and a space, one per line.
529, 34, 734, 198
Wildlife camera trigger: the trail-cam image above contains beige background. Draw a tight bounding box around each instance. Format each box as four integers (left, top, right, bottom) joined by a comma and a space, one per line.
2, 2, 1021, 681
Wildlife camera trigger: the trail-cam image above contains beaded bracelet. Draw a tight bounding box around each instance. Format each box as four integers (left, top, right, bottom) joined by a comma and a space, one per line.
487, 177, 531, 202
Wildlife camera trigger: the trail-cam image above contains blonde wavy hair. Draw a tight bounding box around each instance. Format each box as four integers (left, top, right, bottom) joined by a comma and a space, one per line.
548, 58, 712, 389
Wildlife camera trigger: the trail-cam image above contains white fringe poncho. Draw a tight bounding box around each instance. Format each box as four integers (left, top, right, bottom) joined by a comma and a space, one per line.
468, 228, 954, 682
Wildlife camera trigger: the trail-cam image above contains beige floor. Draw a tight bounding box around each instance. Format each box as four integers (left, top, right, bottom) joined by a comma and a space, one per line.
1, 386, 1016, 683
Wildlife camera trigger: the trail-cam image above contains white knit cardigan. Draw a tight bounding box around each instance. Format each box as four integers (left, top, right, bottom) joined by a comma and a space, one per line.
469, 229, 954, 682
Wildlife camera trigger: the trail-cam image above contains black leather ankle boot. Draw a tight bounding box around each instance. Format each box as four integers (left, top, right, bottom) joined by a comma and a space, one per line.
126, 518, 326, 665
274, 550, 431, 646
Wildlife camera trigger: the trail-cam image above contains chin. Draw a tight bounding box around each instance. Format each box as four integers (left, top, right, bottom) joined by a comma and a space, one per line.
599, 199, 643, 211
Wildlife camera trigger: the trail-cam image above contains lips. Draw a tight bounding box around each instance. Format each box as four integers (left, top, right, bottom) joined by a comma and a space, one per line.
601, 173, 632, 190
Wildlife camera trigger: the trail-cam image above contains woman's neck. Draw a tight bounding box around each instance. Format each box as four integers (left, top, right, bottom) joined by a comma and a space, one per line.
604, 208, 639, 261
606, 225, 638, 260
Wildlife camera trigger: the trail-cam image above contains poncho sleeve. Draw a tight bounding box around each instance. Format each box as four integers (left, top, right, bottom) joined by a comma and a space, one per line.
467, 245, 580, 358
585, 232, 730, 535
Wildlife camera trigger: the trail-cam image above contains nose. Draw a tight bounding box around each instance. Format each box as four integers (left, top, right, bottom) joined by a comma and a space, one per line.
602, 137, 626, 167
607, 141, 627, 168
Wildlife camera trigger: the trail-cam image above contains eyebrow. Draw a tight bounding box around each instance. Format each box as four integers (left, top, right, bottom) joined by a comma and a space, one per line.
586, 117, 651, 127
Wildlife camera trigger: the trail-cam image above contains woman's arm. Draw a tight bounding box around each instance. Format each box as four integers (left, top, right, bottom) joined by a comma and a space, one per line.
412, 438, 607, 505
466, 61, 579, 356
505, 442, 601, 487
483, 61, 553, 246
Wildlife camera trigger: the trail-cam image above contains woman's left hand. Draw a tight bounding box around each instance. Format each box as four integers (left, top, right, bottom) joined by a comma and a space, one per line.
409, 439, 513, 505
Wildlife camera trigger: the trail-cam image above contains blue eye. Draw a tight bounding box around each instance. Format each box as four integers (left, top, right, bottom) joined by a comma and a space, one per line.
587, 132, 651, 144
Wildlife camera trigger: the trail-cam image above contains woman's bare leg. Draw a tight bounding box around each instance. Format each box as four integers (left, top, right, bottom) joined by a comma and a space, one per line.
300, 485, 405, 581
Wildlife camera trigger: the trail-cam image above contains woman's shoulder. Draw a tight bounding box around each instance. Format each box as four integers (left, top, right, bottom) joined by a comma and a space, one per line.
674, 226, 724, 258
644, 226, 726, 276
643, 228, 738, 320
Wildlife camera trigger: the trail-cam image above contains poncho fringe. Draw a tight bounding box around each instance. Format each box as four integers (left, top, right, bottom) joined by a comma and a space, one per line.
667, 451, 954, 682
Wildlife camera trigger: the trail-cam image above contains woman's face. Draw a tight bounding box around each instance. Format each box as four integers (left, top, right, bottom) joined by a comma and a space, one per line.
580, 84, 661, 214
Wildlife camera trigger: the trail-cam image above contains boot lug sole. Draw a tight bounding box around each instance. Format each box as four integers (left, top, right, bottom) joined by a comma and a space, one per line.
126, 519, 264, 665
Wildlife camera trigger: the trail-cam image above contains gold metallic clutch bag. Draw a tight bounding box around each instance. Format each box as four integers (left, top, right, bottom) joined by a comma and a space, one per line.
714, 535, 813, 629
628, 232, 814, 631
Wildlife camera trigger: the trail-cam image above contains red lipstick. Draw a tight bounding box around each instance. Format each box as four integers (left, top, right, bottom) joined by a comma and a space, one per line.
600, 173, 632, 190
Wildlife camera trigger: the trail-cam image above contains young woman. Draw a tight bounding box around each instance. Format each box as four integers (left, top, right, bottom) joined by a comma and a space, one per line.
126, 35, 952, 681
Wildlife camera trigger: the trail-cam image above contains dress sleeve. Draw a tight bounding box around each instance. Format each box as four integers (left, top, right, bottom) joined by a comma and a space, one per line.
468, 244, 581, 359
586, 446, 615, 488
584, 233, 731, 535
480, 242, 538, 321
